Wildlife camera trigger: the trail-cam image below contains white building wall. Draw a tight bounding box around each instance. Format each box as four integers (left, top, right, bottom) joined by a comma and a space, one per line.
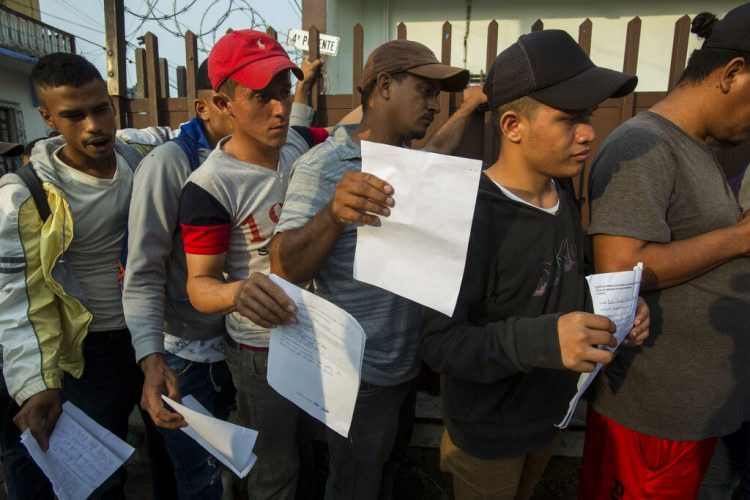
0, 54, 47, 143
321, 0, 743, 94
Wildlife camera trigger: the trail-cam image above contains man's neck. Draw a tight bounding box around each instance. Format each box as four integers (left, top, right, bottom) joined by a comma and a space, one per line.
353, 114, 406, 147
650, 86, 710, 144
223, 134, 280, 170
485, 153, 557, 209
58, 144, 117, 179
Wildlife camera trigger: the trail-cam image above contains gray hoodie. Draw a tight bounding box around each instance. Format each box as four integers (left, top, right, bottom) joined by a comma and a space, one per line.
123, 141, 225, 362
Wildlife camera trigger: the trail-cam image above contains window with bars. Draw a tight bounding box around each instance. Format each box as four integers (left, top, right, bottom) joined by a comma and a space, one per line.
0, 100, 26, 175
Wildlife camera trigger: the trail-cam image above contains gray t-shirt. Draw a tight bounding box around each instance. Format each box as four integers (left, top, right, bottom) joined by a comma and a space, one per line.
739, 166, 750, 212
180, 130, 311, 347
588, 111, 750, 441
275, 125, 422, 386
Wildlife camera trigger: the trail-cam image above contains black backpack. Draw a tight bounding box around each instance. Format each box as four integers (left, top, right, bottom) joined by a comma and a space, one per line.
15, 164, 50, 222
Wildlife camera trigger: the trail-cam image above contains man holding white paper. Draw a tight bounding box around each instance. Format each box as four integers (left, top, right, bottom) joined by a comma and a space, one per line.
419, 31, 649, 500
582, 5, 750, 498
269, 40, 479, 499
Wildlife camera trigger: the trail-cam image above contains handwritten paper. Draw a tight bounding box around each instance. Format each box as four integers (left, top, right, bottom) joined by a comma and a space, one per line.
267, 274, 365, 437
353, 141, 482, 316
557, 262, 643, 428
21, 402, 134, 500
162, 395, 258, 478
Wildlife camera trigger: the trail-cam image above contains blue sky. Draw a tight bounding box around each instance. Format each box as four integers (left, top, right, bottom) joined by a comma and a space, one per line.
37, 0, 302, 92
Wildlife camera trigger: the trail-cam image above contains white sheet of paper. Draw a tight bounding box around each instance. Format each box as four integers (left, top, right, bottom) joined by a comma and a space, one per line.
21, 401, 134, 500
267, 274, 365, 437
162, 395, 258, 478
556, 263, 643, 429
353, 141, 482, 316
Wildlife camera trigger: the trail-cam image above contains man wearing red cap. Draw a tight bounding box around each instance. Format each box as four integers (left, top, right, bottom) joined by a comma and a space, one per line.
177, 30, 329, 499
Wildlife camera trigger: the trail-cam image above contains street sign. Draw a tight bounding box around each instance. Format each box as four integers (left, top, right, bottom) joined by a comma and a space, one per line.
286, 28, 340, 56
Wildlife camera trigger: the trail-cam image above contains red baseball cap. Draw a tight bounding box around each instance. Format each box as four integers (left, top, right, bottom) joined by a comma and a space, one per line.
208, 30, 303, 91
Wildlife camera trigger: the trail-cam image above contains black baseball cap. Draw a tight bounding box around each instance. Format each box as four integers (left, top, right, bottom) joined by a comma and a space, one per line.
702, 3, 750, 52
484, 30, 637, 111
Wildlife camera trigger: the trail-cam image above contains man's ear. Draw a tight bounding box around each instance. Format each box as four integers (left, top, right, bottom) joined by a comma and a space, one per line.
212, 92, 232, 116
375, 73, 394, 100
194, 98, 209, 120
499, 109, 524, 144
37, 106, 55, 130
719, 57, 747, 94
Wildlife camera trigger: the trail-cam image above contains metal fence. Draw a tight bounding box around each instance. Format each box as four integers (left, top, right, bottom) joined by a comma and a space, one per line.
117, 16, 750, 225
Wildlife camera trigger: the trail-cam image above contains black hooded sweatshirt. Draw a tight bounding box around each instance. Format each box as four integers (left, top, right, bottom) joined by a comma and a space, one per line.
420, 172, 589, 459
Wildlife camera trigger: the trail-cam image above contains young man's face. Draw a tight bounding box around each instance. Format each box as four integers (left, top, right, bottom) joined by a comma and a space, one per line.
36, 79, 117, 167
521, 103, 596, 178
388, 74, 441, 142
229, 71, 292, 150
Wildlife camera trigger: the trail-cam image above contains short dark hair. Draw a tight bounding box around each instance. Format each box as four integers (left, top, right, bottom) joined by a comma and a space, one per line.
490, 96, 540, 140
678, 12, 749, 85
360, 71, 408, 111
218, 77, 238, 98
196, 59, 212, 91
31, 53, 103, 90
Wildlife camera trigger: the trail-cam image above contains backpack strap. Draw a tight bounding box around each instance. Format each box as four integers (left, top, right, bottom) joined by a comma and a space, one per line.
171, 134, 201, 172
15, 164, 51, 222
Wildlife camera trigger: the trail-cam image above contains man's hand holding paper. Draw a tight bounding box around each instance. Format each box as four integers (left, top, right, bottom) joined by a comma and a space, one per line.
328, 171, 394, 227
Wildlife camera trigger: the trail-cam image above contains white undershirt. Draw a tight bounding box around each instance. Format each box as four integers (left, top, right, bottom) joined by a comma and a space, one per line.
492, 179, 560, 214
52, 147, 132, 332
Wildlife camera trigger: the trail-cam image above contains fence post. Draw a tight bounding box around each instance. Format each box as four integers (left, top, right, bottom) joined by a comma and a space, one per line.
135, 47, 148, 99
483, 20, 498, 165
185, 30, 198, 117
578, 18, 592, 56
267, 26, 278, 39
145, 32, 163, 126
104, 0, 127, 128
352, 23, 364, 109
309, 26, 327, 126
668, 15, 691, 91
438, 22, 452, 135
176, 66, 187, 97
621, 17, 641, 121
159, 57, 169, 98
397, 22, 407, 40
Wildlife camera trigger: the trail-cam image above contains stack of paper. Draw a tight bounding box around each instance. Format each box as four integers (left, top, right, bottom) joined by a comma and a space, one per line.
267, 274, 366, 437
354, 140, 482, 316
21, 402, 134, 500
162, 395, 258, 478
556, 262, 643, 429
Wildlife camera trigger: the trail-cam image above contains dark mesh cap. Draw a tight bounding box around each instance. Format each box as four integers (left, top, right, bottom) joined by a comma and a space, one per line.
359, 40, 469, 93
703, 3, 750, 52
484, 30, 637, 111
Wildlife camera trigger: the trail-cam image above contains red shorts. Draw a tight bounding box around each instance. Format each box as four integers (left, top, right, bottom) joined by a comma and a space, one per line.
578, 407, 717, 499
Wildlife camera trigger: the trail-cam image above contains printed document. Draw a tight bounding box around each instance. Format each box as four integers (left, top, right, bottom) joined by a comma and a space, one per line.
162, 395, 258, 478
557, 262, 643, 428
267, 274, 365, 437
21, 401, 134, 500
354, 141, 482, 316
